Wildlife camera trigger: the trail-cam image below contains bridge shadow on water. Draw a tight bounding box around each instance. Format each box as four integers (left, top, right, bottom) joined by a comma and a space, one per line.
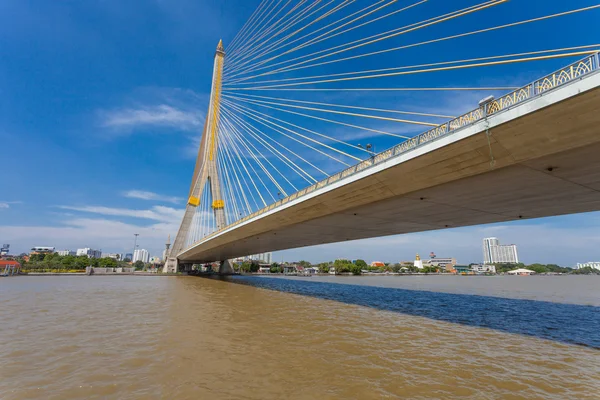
202, 275, 600, 349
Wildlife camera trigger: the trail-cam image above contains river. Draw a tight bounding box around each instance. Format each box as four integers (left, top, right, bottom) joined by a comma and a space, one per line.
1, 275, 599, 399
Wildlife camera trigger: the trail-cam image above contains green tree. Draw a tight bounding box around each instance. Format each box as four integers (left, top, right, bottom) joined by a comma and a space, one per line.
240, 262, 252, 273
75, 256, 90, 269
29, 254, 45, 263
349, 264, 362, 275
354, 259, 368, 269
334, 259, 355, 274
572, 267, 599, 275
98, 257, 118, 268
133, 260, 144, 270
62, 255, 76, 269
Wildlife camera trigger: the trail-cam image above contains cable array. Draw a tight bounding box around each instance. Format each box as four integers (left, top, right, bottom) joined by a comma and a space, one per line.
185, 0, 600, 243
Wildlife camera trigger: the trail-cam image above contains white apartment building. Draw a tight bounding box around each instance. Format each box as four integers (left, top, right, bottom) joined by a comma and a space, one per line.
471, 264, 497, 274
425, 257, 457, 268
76, 248, 102, 259
576, 262, 600, 271
483, 237, 519, 264
101, 253, 122, 260
247, 252, 272, 263
57, 250, 76, 256
133, 249, 150, 264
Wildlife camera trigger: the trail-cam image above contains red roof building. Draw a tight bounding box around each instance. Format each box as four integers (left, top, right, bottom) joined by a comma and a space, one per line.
1, 260, 21, 275
0, 260, 21, 267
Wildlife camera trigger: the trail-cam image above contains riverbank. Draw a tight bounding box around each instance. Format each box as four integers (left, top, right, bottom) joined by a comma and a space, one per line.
21, 272, 181, 276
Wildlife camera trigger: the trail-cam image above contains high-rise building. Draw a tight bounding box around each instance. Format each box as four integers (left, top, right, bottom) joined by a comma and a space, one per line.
76, 248, 102, 259
57, 250, 76, 256
576, 262, 600, 271
1, 244, 10, 256
482, 237, 519, 264
125, 253, 133, 261
133, 249, 150, 264
246, 252, 272, 263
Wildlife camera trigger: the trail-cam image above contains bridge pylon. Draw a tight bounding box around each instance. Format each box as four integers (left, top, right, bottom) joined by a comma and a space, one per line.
164, 40, 227, 273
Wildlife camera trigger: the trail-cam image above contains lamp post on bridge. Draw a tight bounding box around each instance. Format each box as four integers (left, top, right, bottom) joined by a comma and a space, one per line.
359, 143, 375, 162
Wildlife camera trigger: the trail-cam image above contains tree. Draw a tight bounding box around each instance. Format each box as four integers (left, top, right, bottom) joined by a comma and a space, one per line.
134, 260, 144, 270
334, 259, 357, 274
29, 254, 45, 263
572, 267, 599, 275
349, 264, 362, 275
354, 259, 368, 269
98, 257, 117, 268
75, 256, 90, 269
62, 255, 76, 269
298, 260, 312, 268
240, 262, 253, 273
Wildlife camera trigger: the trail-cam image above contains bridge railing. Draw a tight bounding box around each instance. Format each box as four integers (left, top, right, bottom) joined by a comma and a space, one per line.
192, 53, 600, 247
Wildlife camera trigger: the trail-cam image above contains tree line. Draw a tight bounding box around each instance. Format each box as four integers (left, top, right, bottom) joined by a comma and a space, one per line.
19, 253, 149, 272
236, 259, 436, 275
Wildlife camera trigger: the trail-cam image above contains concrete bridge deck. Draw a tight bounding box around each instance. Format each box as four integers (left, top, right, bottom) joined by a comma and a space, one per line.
178, 57, 600, 263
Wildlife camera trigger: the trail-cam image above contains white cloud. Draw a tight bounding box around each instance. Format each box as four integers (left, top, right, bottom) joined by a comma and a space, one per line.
0, 200, 22, 209
122, 190, 183, 204
101, 104, 202, 131
57, 205, 183, 223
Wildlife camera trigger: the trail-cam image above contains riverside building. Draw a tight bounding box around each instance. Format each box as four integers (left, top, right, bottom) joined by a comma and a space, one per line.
133, 249, 150, 264
482, 237, 519, 264
76, 248, 102, 259
575, 262, 600, 271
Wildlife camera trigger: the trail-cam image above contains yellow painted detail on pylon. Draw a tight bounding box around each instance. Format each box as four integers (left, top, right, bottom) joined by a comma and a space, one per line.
209, 54, 224, 162
188, 196, 200, 207
212, 200, 224, 209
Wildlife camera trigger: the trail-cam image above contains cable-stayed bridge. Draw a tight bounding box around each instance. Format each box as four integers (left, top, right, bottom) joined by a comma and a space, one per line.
164, 1, 600, 273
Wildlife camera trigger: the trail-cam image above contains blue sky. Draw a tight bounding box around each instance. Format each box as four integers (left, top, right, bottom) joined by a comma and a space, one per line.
2, 0, 600, 265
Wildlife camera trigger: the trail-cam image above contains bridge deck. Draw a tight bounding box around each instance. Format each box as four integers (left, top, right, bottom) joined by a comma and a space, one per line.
179, 68, 600, 263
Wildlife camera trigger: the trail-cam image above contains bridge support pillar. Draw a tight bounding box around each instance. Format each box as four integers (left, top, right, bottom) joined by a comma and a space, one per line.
163, 258, 178, 274
219, 259, 235, 275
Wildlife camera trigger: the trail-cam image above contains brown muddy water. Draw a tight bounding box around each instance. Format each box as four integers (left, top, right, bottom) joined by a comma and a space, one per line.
1, 275, 599, 399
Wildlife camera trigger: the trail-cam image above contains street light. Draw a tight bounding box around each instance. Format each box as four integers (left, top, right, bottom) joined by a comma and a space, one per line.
358, 143, 375, 162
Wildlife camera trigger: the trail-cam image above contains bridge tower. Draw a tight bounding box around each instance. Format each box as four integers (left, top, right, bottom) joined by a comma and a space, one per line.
164, 40, 227, 273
